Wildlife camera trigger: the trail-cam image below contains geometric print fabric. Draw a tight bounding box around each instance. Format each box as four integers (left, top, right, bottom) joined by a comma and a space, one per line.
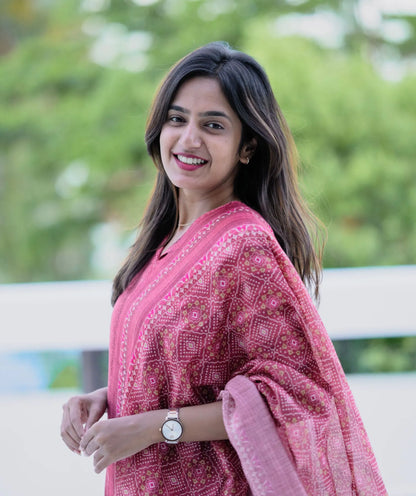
105, 201, 386, 495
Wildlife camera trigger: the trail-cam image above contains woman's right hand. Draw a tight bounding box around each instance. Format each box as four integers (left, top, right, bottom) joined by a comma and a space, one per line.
60, 387, 108, 454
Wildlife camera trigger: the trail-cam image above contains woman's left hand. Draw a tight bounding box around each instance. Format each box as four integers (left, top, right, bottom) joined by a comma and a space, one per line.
80, 411, 163, 474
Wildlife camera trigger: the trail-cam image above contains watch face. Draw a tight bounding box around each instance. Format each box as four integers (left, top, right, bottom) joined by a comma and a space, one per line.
161, 419, 183, 441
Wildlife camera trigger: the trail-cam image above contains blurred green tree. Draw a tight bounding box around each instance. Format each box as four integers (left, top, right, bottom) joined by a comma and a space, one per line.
244, 30, 416, 267
0, 0, 415, 284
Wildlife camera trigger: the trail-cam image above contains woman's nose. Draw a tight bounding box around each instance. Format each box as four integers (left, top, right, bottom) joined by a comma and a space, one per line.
179, 123, 201, 148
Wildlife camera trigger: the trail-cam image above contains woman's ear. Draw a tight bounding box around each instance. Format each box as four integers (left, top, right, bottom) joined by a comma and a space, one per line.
240, 137, 257, 163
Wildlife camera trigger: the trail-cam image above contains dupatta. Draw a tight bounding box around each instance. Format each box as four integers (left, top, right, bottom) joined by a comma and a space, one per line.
106, 201, 386, 495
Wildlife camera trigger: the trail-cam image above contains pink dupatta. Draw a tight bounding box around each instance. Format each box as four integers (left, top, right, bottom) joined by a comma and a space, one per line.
222, 375, 308, 495
106, 201, 386, 495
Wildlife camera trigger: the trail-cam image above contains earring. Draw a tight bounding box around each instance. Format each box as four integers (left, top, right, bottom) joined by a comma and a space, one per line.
246, 157, 250, 164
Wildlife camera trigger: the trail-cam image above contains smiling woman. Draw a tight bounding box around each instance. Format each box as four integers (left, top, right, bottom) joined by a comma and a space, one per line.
60, 42, 387, 495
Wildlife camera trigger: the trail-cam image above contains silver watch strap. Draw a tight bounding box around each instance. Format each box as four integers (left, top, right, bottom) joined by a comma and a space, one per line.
166, 408, 180, 420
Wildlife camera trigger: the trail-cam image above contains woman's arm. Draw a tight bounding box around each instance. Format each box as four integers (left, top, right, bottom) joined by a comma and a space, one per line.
80, 401, 227, 473
179, 400, 228, 441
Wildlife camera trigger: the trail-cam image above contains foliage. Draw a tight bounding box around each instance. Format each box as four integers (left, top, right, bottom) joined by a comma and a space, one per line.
0, 4, 156, 281
244, 29, 416, 267
1, 0, 415, 280
334, 337, 416, 374
49, 363, 80, 389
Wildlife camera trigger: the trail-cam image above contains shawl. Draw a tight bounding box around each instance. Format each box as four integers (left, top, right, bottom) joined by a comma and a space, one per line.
106, 201, 386, 496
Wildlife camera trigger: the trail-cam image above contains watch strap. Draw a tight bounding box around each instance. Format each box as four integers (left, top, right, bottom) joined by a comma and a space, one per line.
166, 408, 180, 421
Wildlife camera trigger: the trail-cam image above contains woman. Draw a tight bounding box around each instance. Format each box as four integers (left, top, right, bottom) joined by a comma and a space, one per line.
61, 42, 386, 495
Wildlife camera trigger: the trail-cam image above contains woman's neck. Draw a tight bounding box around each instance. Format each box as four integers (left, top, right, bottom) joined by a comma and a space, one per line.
177, 191, 237, 228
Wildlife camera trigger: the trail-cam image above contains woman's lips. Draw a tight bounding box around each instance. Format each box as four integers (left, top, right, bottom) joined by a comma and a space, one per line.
174, 153, 208, 171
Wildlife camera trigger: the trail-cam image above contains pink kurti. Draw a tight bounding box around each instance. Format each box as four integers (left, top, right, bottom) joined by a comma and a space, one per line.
106, 201, 386, 495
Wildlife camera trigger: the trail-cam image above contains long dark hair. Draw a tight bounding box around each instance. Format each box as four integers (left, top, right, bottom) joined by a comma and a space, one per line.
112, 41, 324, 304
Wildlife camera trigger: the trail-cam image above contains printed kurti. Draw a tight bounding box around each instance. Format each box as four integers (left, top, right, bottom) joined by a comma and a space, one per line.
106, 201, 386, 496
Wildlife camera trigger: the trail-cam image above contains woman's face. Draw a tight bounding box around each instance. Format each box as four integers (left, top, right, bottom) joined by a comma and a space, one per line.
160, 77, 245, 204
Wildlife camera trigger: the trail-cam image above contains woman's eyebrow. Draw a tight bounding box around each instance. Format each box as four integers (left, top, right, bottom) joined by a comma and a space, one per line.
201, 110, 231, 121
169, 105, 231, 121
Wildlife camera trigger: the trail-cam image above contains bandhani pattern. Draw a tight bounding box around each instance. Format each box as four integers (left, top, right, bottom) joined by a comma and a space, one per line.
105, 201, 386, 496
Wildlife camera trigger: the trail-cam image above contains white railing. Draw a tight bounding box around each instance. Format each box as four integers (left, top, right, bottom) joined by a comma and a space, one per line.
0, 266, 415, 495
318, 265, 416, 340
0, 279, 113, 352
1, 265, 415, 352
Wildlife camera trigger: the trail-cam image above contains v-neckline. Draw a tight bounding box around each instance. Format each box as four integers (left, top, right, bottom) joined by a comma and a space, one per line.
156, 200, 243, 260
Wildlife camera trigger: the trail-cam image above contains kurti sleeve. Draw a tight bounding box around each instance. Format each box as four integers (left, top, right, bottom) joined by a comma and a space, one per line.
214, 225, 386, 496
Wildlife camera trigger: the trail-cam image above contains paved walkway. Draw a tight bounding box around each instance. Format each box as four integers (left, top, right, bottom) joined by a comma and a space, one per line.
1, 373, 415, 495
347, 373, 416, 496
0, 390, 105, 496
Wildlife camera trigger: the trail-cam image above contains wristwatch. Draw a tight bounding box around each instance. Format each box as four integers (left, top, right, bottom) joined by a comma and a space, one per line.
160, 409, 183, 444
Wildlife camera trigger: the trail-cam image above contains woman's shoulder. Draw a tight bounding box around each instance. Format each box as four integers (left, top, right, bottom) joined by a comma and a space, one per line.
203, 201, 278, 251
207, 201, 273, 234
183, 201, 282, 267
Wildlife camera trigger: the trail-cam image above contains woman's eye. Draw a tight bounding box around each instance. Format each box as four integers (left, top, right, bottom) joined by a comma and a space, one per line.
206, 122, 224, 130
168, 115, 184, 123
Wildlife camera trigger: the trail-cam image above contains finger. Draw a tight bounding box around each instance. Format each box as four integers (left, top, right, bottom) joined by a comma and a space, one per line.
85, 404, 105, 431
68, 400, 88, 440
60, 427, 82, 454
61, 406, 82, 453
83, 438, 100, 457
79, 427, 97, 454
93, 449, 108, 474
62, 400, 84, 443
